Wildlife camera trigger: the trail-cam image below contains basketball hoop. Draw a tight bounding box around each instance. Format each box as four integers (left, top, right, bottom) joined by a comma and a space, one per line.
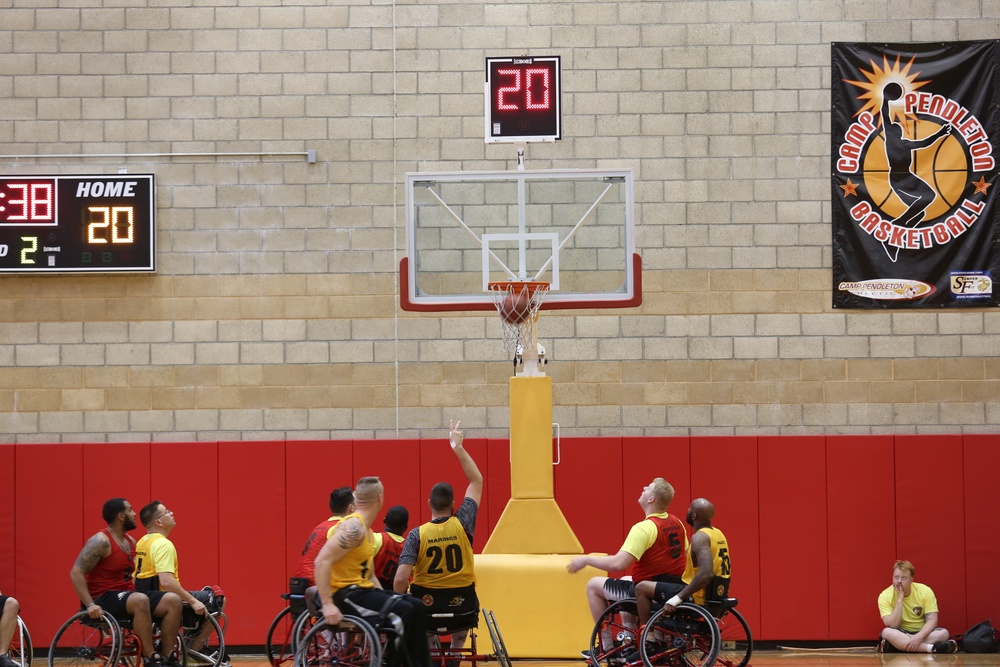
487, 281, 549, 361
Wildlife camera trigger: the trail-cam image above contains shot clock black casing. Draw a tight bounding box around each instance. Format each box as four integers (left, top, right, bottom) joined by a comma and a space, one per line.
0, 174, 155, 273
485, 56, 562, 143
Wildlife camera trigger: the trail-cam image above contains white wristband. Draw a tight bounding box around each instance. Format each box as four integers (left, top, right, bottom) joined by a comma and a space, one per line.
667, 595, 683, 608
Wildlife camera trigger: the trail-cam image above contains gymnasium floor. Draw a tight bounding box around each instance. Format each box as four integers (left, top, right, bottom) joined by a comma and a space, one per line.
227, 653, 990, 667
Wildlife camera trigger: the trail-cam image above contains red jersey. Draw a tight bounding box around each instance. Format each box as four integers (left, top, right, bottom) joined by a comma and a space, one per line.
631, 514, 687, 583
293, 516, 341, 585
372, 531, 404, 589
86, 529, 136, 596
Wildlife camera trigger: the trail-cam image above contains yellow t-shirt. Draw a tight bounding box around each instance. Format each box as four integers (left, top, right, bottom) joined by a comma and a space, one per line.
328, 513, 375, 592
878, 582, 939, 633
134, 533, 180, 588
681, 526, 730, 605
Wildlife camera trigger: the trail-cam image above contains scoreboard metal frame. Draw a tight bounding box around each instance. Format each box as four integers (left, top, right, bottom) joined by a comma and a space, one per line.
0, 173, 155, 274
485, 55, 562, 144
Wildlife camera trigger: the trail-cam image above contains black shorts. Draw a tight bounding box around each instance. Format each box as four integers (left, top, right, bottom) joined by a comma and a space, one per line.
92, 590, 170, 619
649, 581, 686, 604
410, 583, 479, 630
879, 628, 918, 653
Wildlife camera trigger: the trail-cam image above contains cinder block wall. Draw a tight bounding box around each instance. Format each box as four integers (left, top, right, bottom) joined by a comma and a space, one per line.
1, 1, 998, 442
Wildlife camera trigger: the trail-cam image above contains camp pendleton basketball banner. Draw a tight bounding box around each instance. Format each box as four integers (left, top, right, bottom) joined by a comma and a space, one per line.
832, 41, 1000, 308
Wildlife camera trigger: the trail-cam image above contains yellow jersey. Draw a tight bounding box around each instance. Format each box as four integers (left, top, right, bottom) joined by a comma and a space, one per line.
412, 516, 476, 588
134, 533, 179, 589
682, 526, 731, 605
328, 512, 375, 592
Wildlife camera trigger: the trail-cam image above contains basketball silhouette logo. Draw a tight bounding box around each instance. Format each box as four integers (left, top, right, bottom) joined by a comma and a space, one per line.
863, 118, 968, 221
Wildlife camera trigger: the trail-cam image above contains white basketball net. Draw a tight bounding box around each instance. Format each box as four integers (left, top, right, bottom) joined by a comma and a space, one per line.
487, 282, 549, 355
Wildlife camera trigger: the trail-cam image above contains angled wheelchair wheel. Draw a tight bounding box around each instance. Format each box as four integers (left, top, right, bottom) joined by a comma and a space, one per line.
588, 598, 641, 667
294, 617, 381, 667
713, 608, 751, 667
265, 607, 300, 667
290, 611, 318, 655
483, 610, 511, 667
9, 616, 32, 667
180, 612, 226, 667
49, 611, 123, 667
640, 603, 719, 667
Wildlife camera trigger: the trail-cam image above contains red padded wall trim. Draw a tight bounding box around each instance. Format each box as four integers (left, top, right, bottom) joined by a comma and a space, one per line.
894, 435, 966, 633
691, 436, 761, 639
218, 441, 286, 645
484, 438, 511, 540
827, 435, 896, 640
285, 440, 354, 578
962, 434, 1000, 623
417, 437, 490, 552
151, 442, 220, 587
82, 443, 151, 538
623, 436, 691, 534
0, 445, 14, 597
758, 436, 829, 640
18, 444, 84, 645
352, 440, 422, 530
555, 437, 624, 555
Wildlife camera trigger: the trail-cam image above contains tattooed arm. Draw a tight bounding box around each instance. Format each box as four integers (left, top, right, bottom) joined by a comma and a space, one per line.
314, 517, 366, 625
70, 532, 111, 618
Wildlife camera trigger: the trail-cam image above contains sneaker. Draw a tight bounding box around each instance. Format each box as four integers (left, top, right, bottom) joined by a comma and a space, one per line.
1, 655, 20, 667
581, 650, 593, 660
143, 653, 164, 667
932, 640, 958, 654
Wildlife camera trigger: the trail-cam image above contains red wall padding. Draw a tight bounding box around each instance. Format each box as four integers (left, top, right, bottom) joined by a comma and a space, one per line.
17, 444, 84, 644
556, 437, 625, 555
218, 440, 286, 645
894, 435, 967, 634
151, 442, 220, 588
8, 435, 1000, 647
0, 445, 14, 598
284, 440, 355, 576
963, 434, 1000, 623
691, 436, 762, 640
758, 436, 829, 639
353, 439, 422, 530
826, 435, 896, 640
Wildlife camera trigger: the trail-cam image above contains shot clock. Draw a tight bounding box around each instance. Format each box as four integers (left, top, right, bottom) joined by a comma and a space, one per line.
0, 174, 155, 273
485, 56, 562, 143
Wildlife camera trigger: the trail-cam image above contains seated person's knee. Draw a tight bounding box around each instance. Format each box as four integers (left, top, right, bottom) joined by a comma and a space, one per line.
3, 597, 18, 615
126, 592, 152, 616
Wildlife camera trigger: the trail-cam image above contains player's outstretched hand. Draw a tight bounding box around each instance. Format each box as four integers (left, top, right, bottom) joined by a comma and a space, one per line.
449, 419, 464, 449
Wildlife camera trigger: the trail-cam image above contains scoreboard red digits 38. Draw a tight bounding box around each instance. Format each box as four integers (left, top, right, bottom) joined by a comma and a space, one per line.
0, 174, 155, 273
485, 56, 561, 143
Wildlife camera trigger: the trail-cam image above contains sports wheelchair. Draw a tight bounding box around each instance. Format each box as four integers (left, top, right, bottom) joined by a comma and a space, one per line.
48, 601, 228, 667
7, 614, 31, 667
424, 609, 510, 667
587, 585, 751, 667
265, 579, 317, 667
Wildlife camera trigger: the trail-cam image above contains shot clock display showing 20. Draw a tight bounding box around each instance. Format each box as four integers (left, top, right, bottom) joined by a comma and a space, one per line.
485, 55, 561, 144
0, 173, 155, 273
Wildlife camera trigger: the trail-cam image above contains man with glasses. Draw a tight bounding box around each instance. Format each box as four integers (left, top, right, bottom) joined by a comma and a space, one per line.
70, 498, 183, 667
134, 501, 226, 661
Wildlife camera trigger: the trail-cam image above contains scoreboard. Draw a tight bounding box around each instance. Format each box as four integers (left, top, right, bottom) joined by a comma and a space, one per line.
0, 174, 155, 273
485, 56, 562, 144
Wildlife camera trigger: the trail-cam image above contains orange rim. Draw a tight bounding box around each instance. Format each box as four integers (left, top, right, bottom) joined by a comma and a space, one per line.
487, 281, 550, 296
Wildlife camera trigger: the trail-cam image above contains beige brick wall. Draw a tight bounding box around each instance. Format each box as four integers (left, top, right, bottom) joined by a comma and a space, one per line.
1, 1, 999, 441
